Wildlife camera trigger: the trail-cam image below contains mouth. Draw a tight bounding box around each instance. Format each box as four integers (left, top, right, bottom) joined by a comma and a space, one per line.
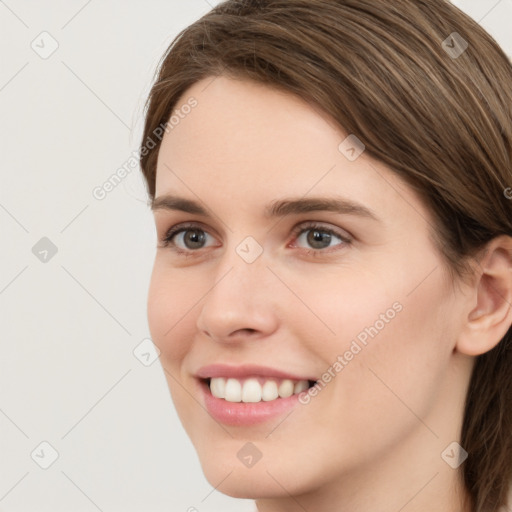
195, 364, 318, 425
201, 376, 317, 403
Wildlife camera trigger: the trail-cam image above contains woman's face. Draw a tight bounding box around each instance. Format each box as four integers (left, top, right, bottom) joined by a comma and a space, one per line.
147, 75, 472, 502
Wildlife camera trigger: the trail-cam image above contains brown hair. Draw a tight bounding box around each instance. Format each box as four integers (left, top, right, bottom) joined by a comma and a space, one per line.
139, 1, 512, 510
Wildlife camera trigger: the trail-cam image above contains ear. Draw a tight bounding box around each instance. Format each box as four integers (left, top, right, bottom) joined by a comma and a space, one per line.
456, 235, 512, 356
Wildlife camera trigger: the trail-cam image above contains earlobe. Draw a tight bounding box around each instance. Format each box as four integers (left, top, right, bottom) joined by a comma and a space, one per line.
456, 235, 512, 357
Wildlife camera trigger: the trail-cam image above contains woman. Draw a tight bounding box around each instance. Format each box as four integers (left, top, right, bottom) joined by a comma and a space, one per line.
139, 1, 512, 511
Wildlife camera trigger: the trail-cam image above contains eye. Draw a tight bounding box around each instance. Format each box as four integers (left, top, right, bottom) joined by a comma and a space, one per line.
291, 222, 351, 251
160, 223, 218, 252
158, 221, 351, 256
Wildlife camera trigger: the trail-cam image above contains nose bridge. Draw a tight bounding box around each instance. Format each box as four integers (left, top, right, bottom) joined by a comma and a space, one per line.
217, 237, 271, 304
212, 234, 269, 296
196, 236, 278, 340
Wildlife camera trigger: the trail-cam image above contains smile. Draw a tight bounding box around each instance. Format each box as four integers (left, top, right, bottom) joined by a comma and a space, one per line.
196, 364, 318, 426
206, 376, 315, 403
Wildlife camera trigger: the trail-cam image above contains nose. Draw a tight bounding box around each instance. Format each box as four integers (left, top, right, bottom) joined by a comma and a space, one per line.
195, 250, 279, 344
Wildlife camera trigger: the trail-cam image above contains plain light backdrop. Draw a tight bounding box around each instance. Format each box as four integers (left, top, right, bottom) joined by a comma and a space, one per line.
1, 1, 511, 511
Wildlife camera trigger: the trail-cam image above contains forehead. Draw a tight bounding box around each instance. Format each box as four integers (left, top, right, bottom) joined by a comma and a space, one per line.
157, 75, 342, 177
154, 75, 428, 224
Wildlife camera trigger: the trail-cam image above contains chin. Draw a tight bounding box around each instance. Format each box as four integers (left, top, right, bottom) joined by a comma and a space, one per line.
196, 448, 318, 500
200, 463, 287, 499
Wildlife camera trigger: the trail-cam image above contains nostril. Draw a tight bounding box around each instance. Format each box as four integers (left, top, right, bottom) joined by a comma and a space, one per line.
229, 328, 258, 337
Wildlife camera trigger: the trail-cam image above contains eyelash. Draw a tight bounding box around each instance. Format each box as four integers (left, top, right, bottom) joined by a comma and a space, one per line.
159, 221, 352, 257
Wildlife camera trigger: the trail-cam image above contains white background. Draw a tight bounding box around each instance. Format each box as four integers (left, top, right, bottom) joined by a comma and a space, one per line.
1, 1, 511, 511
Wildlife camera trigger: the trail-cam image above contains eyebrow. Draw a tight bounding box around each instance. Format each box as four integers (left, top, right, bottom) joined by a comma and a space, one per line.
151, 194, 380, 222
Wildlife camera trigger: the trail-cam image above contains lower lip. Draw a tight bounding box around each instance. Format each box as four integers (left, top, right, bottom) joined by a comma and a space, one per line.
199, 379, 302, 426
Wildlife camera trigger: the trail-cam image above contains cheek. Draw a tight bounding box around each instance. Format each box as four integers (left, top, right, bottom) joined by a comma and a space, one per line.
146, 262, 200, 362
291, 267, 401, 359
307, 263, 456, 419
146, 263, 203, 425
334, 276, 455, 426
314, 245, 455, 368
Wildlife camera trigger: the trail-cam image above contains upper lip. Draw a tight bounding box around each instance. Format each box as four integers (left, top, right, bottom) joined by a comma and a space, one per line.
196, 363, 317, 382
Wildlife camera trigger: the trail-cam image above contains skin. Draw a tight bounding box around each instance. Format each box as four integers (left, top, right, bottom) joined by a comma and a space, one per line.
147, 75, 512, 512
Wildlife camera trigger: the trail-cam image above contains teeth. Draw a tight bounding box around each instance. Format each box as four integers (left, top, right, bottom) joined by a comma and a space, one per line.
294, 380, 309, 394
210, 377, 226, 398
262, 380, 278, 401
241, 378, 261, 403
208, 377, 311, 403
224, 378, 242, 402
278, 379, 294, 398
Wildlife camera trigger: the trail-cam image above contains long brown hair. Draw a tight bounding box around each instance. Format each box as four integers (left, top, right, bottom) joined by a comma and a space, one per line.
139, 1, 512, 510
